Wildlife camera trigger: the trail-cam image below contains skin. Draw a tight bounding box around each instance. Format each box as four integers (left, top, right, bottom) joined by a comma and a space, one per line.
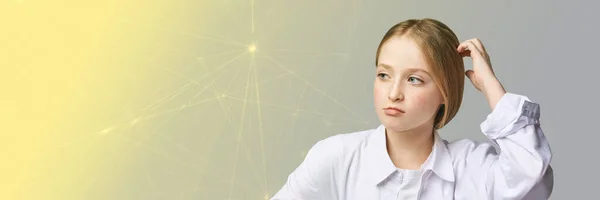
374, 35, 506, 169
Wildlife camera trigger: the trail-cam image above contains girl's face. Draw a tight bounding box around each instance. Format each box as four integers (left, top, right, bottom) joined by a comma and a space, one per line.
374, 35, 444, 133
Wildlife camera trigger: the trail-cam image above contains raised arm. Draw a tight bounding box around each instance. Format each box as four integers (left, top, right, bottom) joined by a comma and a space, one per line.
456, 38, 553, 199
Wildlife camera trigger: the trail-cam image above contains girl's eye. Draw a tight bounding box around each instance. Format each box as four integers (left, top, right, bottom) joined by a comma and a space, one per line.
408, 76, 423, 84
377, 73, 389, 80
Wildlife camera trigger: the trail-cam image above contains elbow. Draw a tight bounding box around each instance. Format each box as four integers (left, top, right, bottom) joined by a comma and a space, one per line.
526, 149, 552, 181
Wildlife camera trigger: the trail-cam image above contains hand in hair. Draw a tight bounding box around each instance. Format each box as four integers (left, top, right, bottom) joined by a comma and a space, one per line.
457, 38, 506, 111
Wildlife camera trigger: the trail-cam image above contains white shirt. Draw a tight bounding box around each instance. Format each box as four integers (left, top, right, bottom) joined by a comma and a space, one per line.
383, 168, 422, 199
271, 93, 554, 200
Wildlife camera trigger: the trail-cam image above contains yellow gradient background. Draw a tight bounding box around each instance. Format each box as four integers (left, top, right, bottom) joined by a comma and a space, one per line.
1, 0, 370, 199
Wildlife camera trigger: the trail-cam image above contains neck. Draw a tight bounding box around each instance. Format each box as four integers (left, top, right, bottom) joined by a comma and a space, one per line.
385, 124, 435, 170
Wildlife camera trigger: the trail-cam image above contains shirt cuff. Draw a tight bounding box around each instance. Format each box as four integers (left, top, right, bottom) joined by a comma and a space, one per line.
480, 93, 541, 139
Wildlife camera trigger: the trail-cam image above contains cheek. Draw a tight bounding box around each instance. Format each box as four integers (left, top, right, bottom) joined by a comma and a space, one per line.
373, 83, 387, 106
412, 90, 440, 111
413, 93, 428, 108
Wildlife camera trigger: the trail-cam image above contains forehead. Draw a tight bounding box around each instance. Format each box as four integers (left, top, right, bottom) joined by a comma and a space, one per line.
377, 36, 429, 71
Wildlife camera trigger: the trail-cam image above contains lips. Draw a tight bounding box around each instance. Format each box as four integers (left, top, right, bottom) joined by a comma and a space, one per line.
383, 107, 405, 116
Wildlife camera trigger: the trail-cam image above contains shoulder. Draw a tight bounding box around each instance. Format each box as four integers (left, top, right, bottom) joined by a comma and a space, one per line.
442, 137, 499, 167
304, 127, 375, 166
445, 138, 496, 154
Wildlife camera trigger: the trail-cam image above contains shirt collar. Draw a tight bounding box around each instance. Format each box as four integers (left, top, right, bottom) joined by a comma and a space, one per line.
365, 124, 455, 186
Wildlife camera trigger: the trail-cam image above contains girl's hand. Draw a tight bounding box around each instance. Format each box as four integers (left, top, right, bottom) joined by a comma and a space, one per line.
457, 38, 506, 110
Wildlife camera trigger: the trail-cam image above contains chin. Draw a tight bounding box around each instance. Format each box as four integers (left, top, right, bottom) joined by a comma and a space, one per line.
380, 119, 414, 132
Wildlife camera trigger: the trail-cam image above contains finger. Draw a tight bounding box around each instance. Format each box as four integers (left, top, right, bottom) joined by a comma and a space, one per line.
456, 43, 470, 57
468, 39, 492, 63
465, 70, 478, 88
457, 41, 483, 58
457, 40, 480, 53
468, 38, 486, 53
459, 50, 471, 57
465, 69, 475, 80
456, 42, 468, 52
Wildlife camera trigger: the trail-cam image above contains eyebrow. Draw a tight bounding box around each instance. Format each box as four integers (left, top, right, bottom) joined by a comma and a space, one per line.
376, 63, 431, 75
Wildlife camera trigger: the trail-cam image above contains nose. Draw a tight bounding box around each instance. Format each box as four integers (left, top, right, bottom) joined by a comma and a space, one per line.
388, 82, 404, 102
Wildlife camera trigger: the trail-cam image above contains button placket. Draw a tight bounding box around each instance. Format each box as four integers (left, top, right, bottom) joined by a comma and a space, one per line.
395, 171, 404, 197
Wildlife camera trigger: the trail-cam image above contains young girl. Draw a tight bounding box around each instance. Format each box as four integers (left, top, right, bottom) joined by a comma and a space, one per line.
271, 18, 553, 200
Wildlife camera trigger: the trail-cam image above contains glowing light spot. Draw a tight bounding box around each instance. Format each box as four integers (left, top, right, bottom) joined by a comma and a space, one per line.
248, 43, 257, 53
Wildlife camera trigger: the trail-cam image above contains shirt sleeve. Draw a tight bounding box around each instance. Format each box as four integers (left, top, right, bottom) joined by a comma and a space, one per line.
270, 135, 343, 200
461, 93, 554, 200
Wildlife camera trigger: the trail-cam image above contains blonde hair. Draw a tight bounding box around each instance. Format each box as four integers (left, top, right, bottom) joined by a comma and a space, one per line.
375, 18, 465, 129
